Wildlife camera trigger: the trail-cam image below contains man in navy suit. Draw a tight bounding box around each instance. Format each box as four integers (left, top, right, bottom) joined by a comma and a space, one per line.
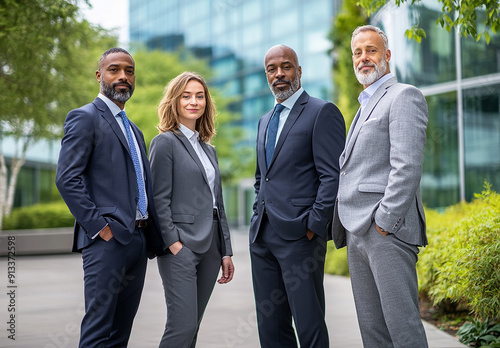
56, 47, 165, 347
250, 45, 345, 347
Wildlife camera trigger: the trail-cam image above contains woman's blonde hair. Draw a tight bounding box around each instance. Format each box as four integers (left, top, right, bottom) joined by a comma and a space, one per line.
157, 72, 216, 143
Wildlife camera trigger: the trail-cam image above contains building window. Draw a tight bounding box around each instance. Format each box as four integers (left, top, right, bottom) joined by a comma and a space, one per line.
421, 92, 460, 207
463, 85, 500, 198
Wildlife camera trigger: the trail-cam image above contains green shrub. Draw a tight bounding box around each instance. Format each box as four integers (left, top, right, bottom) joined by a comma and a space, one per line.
3, 201, 74, 230
457, 319, 500, 347
325, 242, 349, 276
418, 184, 500, 321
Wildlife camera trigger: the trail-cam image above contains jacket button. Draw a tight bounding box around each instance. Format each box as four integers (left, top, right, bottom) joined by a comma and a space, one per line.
265, 177, 269, 181
261, 200, 265, 205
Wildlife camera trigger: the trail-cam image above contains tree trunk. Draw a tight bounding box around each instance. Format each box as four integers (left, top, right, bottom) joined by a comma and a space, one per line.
0, 137, 29, 230
4, 156, 25, 216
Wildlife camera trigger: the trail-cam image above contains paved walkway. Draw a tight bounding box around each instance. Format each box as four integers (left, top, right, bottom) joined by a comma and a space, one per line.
1, 229, 466, 347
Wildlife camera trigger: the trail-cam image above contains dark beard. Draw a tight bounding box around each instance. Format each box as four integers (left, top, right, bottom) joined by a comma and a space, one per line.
100, 79, 134, 103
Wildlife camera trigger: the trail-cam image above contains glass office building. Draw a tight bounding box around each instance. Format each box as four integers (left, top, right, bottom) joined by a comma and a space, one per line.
371, 1, 500, 207
129, 0, 340, 139
128, 0, 500, 213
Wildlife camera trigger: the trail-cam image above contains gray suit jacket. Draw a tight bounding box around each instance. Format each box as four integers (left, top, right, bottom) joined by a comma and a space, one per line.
331, 77, 428, 248
149, 131, 232, 256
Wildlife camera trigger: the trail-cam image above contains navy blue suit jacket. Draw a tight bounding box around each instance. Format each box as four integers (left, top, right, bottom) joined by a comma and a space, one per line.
56, 98, 166, 257
250, 91, 346, 242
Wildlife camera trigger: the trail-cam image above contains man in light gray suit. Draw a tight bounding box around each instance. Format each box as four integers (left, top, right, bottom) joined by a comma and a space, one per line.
331, 25, 429, 347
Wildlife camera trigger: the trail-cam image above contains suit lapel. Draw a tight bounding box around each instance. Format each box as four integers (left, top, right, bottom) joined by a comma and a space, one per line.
94, 98, 131, 156
342, 77, 397, 165
174, 131, 210, 186
266, 91, 309, 171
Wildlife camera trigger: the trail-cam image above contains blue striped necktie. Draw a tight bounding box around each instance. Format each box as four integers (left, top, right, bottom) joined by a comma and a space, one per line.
266, 104, 285, 166
118, 111, 147, 217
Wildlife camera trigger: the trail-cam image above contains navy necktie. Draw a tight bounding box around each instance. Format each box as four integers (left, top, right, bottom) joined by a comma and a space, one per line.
118, 111, 147, 217
266, 104, 285, 166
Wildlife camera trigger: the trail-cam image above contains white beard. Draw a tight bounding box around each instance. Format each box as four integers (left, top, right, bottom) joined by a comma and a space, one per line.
269, 74, 300, 101
354, 59, 387, 86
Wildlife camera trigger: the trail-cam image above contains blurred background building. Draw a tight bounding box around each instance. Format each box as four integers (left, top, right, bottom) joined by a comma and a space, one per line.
371, 1, 500, 208
129, 0, 340, 138
5, 0, 499, 227
128, 0, 500, 223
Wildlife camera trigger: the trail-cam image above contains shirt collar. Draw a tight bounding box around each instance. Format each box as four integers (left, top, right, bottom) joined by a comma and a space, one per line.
358, 73, 394, 107
179, 123, 199, 142
276, 87, 304, 110
98, 93, 123, 116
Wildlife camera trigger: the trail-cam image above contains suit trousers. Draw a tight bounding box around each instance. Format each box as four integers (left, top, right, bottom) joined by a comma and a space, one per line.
157, 219, 222, 348
80, 227, 147, 348
250, 215, 329, 348
346, 224, 428, 348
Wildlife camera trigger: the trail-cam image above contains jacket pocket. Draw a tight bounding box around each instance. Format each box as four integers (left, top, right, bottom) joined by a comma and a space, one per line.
358, 184, 386, 193
291, 197, 315, 207
172, 213, 195, 224
98, 206, 117, 215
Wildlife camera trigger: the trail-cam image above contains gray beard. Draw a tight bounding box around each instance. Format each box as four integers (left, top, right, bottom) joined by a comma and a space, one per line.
354, 59, 387, 86
100, 79, 134, 104
269, 74, 300, 101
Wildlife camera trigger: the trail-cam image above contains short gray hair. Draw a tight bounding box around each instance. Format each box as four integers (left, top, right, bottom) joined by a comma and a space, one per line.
351, 25, 389, 51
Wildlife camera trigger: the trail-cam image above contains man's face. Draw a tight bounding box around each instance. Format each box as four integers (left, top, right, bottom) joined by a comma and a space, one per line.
264, 47, 302, 103
351, 30, 391, 87
96, 52, 135, 105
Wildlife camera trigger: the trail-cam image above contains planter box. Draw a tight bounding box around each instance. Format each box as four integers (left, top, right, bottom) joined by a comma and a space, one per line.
0, 227, 73, 256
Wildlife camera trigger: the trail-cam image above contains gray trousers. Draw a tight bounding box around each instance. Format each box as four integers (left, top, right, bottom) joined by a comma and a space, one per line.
346, 223, 428, 348
157, 220, 222, 348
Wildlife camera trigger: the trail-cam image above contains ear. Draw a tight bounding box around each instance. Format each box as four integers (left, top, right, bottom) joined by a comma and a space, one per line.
298, 65, 302, 79
96, 70, 101, 83
385, 49, 391, 64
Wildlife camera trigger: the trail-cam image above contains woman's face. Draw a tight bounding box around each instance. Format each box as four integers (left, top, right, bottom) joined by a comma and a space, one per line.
177, 80, 206, 130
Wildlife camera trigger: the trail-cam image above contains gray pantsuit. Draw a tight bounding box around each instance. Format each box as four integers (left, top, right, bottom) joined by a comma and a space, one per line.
157, 220, 221, 348
331, 76, 429, 347
149, 130, 233, 348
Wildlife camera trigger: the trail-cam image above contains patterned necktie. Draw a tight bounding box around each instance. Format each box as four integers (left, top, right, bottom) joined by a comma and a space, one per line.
266, 104, 285, 166
118, 111, 147, 217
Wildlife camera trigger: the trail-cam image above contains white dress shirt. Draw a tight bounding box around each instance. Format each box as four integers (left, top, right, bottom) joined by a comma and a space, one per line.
179, 124, 217, 208
266, 87, 305, 147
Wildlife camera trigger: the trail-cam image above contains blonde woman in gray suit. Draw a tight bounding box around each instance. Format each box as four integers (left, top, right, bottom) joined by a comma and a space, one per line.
149, 72, 234, 348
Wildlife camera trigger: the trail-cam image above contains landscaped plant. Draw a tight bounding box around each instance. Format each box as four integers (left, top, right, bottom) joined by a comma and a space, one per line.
417, 183, 500, 322
457, 319, 500, 347
2, 201, 74, 230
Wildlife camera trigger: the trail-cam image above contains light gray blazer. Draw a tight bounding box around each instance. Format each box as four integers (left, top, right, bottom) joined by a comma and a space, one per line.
331, 77, 428, 248
149, 130, 232, 256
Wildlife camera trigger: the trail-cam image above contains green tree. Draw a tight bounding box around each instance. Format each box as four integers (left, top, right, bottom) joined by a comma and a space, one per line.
0, 0, 116, 229
328, 1, 367, 129
358, 0, 500, 43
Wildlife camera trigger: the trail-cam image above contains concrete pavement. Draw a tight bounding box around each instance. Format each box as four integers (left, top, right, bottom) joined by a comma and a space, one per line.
0, 229, 466, 347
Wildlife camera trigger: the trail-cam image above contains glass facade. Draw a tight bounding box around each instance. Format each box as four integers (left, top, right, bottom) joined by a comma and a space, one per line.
373, 1, 500, 208
2, 137, 59, 208
463, 85, 500, 199
128, 0, 500, 216
129, 0, 339, 139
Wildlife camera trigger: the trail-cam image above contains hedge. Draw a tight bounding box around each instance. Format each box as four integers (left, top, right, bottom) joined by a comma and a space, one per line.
325, 242, 349, 276
418, 184, 500, 321
2, 201, 74, 230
